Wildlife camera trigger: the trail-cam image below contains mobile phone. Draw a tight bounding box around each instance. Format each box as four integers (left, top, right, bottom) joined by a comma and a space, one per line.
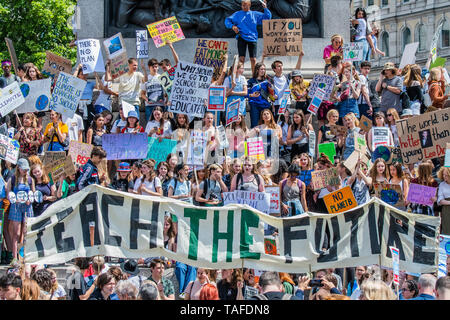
309, 279, 323, 287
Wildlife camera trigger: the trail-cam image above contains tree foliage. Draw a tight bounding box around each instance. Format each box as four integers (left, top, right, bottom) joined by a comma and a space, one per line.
0, 0, 77, 73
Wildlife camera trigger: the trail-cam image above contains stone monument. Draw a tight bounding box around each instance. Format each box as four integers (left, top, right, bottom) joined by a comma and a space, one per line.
75, 0, 350, 77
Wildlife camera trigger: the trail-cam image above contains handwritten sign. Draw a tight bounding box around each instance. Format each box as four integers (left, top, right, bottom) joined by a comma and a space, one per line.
396, 108, 450, 164
168, 61, 213, 118
194, 39, 228, 75
109, 51, 129, 80
407, 183, 437, 207
354, 132, 367, 154
223, 190, 271, 214
323, 186, 357, 214
343, 42, 364, 62
102, 133, 148, 160
136, 30, 149, 59
308, 74, 336, 101
42, 51, 72, 79
343, 150, 370, 174
0, 134, 19, 165
226, 99, 240, 126
49, 72, 86, 119
160, 65, 176, 95
77, 39, 105, 74
265, 186, 280, 216
208, 86, 226, 111
330, 125, 347, 137
41, 151, 66, 166
147, 137, 177, 168
0, 82, 25, 117
311, 167, 340, 190
263, 18, 302, 56
147, 16, 185, 48
359, 115, 373, 133
318, 142, 336, 164
373, 182, 404, 207
68, 141, 93, 167
44, 155, 77, 181
16, 79, 52, 114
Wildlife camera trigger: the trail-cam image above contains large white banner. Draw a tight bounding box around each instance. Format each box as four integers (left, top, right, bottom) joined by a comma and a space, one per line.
25, 184, 440, 274
16, 79, 52, 114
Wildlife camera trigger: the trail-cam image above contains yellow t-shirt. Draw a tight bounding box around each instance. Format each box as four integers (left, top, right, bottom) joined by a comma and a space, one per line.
290, 80, 310, 101
44, 122, 69, 142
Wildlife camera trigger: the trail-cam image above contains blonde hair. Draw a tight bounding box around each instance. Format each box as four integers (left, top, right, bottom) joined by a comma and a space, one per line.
386, 108, 400, 124
23, 112, 38, 129
326, 109, 339, 121
438, 166, 450, 182
429, 68, 442, 82
20, 279, 40, 300
331, 34, 343, 44
343, 112, 359, 127
360, 279, 397, 300
31, 163, 49, 185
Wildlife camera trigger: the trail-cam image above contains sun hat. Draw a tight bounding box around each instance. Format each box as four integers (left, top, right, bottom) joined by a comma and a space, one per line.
291, 69, 303, 78
120, 259, 140, 276
117, 162, 131, 172
127, 110, 139, 119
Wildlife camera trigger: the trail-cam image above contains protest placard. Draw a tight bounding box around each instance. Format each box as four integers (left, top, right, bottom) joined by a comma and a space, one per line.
396, 108, 450, 164
330, 125, 347, 137
223, 190, 271, 214
68, 141, 93, 167
136, 30, 149, 59
308, 74, 336, 101
372, 126, 391, 150
77, 39, 105, 74
102, 133, 149, 160
318, 142, 336, 164
359, 115, 373, 133
186, 130, 206, 165
343, 150, 371, 174
194, 39, 228, 75
343, 42, 364, 62
308, 130, 316, 159
41, 151, 66, 166
388, 147, 403, 165
147, 137, 177, 168
0, 81, 25, 117
390, 246, 400, 286
246, 136, 265, 161
438, 235, 450, 278
226, 99, 239, 126
307, 87, 326, 115
430, 20, 444, 63
159, 65, 176, 95
208, 86, 226, 111
399, 42, 419, 69
262, 18, 302, 56
147, 16, 185, 48
109, 51, 129, 80
4, 38, 19, 75
278, 90, 290, 115
323, 186, 358, 214
49, 72, 86, 119
430, 57, 447, 70
311, 167, 340, 190
121, 101, 136, 118
42, 51, 72, 79
0, 134, 19, 165
407, 183, 437, 207
445, 143, 450, 167
264, 238, 278, 255
44, 155, 77, 181
373, 182, 404, 207
265, 186, 280, 216
15, 79, 52, 114
354, 132, 367, 154
216, 125, 229, 150
168, 61, 213, 118
103, 32, 126, 59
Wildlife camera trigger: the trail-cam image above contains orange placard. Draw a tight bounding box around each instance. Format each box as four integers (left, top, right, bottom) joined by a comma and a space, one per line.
323, 186, 358, 214
264, 238, 278, 255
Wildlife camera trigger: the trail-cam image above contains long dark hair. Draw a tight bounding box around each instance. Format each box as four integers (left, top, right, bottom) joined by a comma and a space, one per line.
90, 113, 104, 131
252, 62, 266, 80
150, 106, 165, 131
354, 7, 367, 20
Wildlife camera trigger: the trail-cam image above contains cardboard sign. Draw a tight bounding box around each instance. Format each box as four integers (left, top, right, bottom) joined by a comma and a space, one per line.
407, 183, 437, 207
308, 74, 336, 101
102, 133, 149, 160
318, 142, 336, 164
311, 167, 340, 190
68, 140, 93, 167
208, 86, 226, 111
323, 186, 358, 214
373, 182, 404, 207
4, 38, 19, 75
354, 132, 367, 154
136, 30, 149, 59
226, 99, 240, 126
159, 65, 176, 95
223, 190, 271, 214
41, 151, 66, 166
49, 72, 86, 119
262, 18, 302, 56
330, 125, 347, 137
265, 186, 280, 216
0, 81, 25, 116
372, 127, 391, 150
399, 42, 419, 69
147, 137, 178, 168
44, 155, 77, 181
343, 150, 371, 174
0, 134, 19, 165
246, 136, 265, 161
388, 147, 403, 165
359, 115, 373, 133
42, 51, 72, 79
109, 51, 129, 80
103, 33, 128, 79
77, 39, 105, 74
396, 108, 450, 164
168, 61, 213, 118
15, 79, 52, 114
343, 42, 364, 62
147, 16, 185, 48
194, 39, 228, 75
372, 145, 392, 163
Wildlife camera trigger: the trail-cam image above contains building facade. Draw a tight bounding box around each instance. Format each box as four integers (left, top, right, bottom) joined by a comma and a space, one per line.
351, 0, 450, 74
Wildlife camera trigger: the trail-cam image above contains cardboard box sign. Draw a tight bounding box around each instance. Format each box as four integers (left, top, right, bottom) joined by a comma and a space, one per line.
373, 182, 405, 207
359, 115, 372, 133
311, 167, 340, 190
263, 18, 302, 56
42, 51, 72, 78
323, 186, 358, 214
330, 125, 347, 137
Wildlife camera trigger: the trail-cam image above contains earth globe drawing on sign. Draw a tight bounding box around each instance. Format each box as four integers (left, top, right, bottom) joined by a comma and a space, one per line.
36, 95, 49, 111
380, 189, 399, 206
372, 146, 391, 163
20, 83, 30, 98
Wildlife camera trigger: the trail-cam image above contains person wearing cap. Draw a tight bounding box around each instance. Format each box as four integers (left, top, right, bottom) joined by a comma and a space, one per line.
0, 60, 21, 89
5, 158, 34, 266
289, 69, 310, 114
225, 0, 272, 74
120, 110, 144, 133
375, 62, 403, 114
110, 162, 134, 192
120, 259, 146, 291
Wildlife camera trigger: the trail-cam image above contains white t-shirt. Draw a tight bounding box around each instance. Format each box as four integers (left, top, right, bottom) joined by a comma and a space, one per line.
355, 18, 372, 41
118, 71, 145, 106
145, 120, 172, 137
64, 113, 84, 142
112, 119, 127, 134
134, 176, 162, 195
273, 74, 289, 105
141, 74, 165, 107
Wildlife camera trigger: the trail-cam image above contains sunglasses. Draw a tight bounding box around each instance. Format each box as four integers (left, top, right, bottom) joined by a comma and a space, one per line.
387, 114, 393, 117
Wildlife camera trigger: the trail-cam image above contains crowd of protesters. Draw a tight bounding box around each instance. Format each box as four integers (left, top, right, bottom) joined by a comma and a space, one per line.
0, 2, 449, 300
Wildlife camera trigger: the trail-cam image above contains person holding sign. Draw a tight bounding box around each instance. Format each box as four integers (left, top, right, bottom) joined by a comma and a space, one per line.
0, 60, 20, 88
286, 110, 313, 162
224, 0, 272, 74
279, 164, 307, 216
338, 112, 360, 161
347, 159, 371, 205
289, 69, 310, 114
223, 62, 248, 116
30, 163, 56, 217
13, 113, 44, 157
409, 162, 438, 216
437, 167, 450, 235
247, 63, 273, 128
311, 154, 341, 213
120, 110, 145, 134
388, 162, 409, 210
43, 111, 69, 152
117, 58, 145, 114
366, 112, 394, 153
336, 63, 361, 120
140, 58, 165, 122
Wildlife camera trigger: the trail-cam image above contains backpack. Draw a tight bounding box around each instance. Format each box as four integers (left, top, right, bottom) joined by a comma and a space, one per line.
281, 178, 302, 193
400, 91, 410, 111
198, 178, 210, 207
236, 173, 261, 191
253, 293, 293, 300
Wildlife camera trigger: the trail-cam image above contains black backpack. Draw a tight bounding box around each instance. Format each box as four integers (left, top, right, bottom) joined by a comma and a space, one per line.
236, 173, 261, 191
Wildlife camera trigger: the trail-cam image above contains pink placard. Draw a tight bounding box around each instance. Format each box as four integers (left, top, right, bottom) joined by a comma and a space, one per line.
407, 183, 437, 206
